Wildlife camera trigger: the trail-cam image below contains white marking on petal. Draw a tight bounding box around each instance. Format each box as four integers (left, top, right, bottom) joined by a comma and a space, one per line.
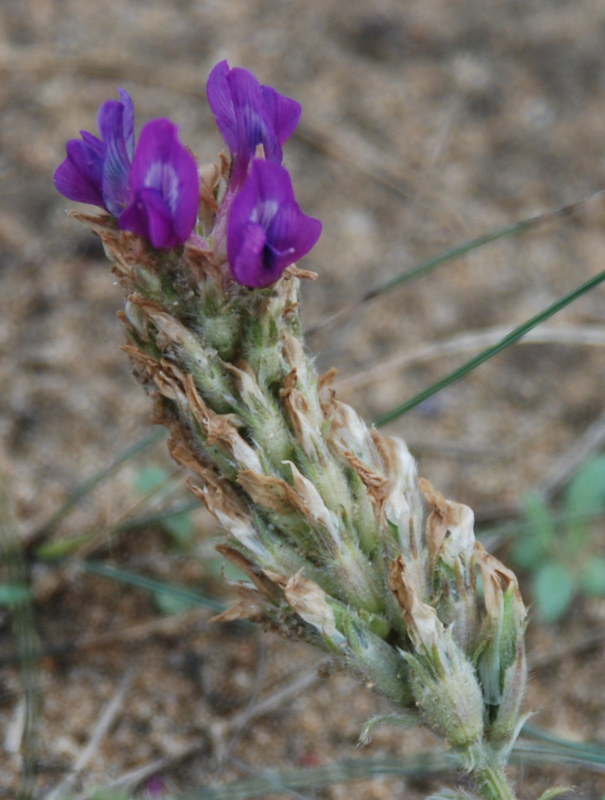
145, 161, 180, 214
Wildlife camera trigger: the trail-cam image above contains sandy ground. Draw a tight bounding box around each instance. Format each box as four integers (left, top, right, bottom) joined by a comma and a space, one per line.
1, 0, 605, 798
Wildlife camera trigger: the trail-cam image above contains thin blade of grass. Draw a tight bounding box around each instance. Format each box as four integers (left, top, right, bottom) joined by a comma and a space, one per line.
180, 751, 458, 800
0, 480, 41, 800
307, 190, 605, 338
512, 742, 605, 771
521, 723, 605, 757
336, 324, 605, 395
77, 560, 225, 613
27, 429, 165, 549
35, 500, 202, 562
112, 499, 200, 535
374, 269, 605, 427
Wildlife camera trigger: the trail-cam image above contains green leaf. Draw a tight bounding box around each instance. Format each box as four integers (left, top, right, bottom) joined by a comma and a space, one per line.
534, 787, 574, 800
359, 712, 418, 746
78, 560, 225, 613
565, 456, 605, 548
35, 534, 94, 560
533, 562, 576, 622
153, 588, 199, 616
579, 557, 605, 596
133, 464, 170, 495
566, 456, 605, 512
511, 491, 555, 570
0, 583, 31, 606
161, 509, 195, 547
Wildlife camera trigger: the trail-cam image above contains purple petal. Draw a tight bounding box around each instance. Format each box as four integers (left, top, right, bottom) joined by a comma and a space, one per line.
126, 187, 179, 249
231, 222, 276, 287
79, 130, 104, 153
207, 62, 301, 188
260, 85, 301, 145
229, 68, 279, 160
206, 61, 238, 152
54, 138, 105, 207
252, 157, 296, 207
267, 201, 322, 268
227, 169, 261, 277
117, 89, 135, 159
117, 193, 149, 239
225, 68, 277, 186
120, 118, 199, 249
227, 160, 321, 288
98, 99, 132, 215
54, 90, 135, 214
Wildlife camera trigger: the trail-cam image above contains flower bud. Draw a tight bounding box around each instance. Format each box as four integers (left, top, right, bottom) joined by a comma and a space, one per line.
421, 479, 479, 653
390, 557, 484, 748
344, 616, 412, 708
475, 544, 527, 753
404, 635, 484, 749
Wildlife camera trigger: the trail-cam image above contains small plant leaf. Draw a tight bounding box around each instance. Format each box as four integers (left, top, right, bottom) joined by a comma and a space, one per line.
0, 583, 30, 606
564, 456, 605, 549
359, 712, 418, 746
133, 464, 170, 495
533, 562, 576, 622
153, 588, 199, 615
579, 557, 605, 596
511, 491, 555, 570
534, 787, 574, 800
161, 508, 195, 547
35, 534, 94, 560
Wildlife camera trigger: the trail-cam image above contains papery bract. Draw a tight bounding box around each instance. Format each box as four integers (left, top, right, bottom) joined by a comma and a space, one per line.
119, 119, 199, 250
54, 89, 134, 216
207, 61, 301, 187
227, 159, 321, 288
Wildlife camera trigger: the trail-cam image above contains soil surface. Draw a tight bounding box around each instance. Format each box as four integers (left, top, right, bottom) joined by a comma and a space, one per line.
1, 1, 605, 798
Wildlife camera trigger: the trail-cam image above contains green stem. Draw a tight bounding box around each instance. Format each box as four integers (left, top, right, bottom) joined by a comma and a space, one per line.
468, 745, 518, 800
476, 764, 517, 800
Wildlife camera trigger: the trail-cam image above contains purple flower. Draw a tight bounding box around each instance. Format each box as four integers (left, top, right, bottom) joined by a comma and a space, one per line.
207, 61, 301, 187
118, 119, 200, 250
227, 159, 321, 288
54, 89, 134, 215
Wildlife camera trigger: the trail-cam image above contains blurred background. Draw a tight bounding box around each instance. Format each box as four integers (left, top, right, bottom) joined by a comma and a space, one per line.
1, 0, 605, 798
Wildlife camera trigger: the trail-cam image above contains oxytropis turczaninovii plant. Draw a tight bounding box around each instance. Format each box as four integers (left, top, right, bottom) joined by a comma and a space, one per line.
55, 61, 531, 800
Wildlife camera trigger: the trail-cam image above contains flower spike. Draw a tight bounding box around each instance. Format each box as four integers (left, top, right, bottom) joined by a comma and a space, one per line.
58, 64, 533, 800
227, 159, 321, 287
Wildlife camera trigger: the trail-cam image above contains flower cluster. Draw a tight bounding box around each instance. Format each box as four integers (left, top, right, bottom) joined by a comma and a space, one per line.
54, 63, 321, 286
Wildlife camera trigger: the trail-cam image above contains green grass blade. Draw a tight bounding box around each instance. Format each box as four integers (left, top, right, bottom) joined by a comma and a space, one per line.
307, 191, 605, 338
521, 723, 605, 757
180, 751, 458, 799
0, 481, 41, 800
77, 560, 225, 613
512, 742, 605, 771
29, 429, 165, 545
374, 269, 605, 427
509, 723, 605, 773
112, 499, 200, 535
